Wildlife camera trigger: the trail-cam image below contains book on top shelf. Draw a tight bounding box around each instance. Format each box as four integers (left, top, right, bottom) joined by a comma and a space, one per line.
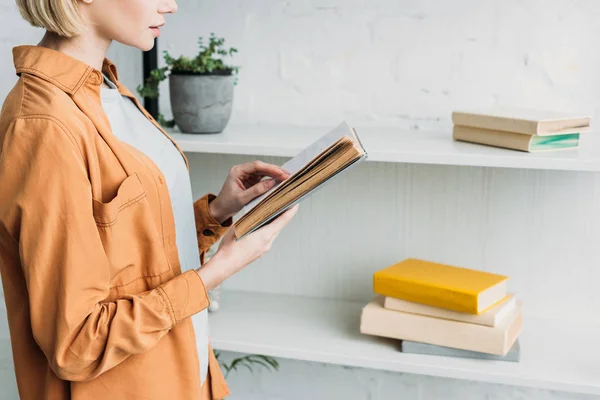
233, 121, 367, 240
452, 125, 581, 152
452, 107, 591, 135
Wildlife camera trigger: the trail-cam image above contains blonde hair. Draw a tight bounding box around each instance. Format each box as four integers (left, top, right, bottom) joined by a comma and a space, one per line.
16, 0, 84, 37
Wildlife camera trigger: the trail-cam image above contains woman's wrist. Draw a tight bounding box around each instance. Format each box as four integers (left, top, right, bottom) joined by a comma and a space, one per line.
208, 196, 231, 225
195, 251, 231, 291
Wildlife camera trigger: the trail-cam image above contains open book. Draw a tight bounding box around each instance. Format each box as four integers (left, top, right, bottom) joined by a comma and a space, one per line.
233, 122, 368, 240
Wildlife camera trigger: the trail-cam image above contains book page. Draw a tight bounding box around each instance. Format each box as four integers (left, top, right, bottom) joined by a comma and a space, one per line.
241, 121, 356, 214
234, 139, 365, 238
244, 138, 347, 212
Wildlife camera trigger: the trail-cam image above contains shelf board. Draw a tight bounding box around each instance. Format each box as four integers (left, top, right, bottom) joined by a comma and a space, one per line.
206, 290, 600, 396
167, 124, 600, 172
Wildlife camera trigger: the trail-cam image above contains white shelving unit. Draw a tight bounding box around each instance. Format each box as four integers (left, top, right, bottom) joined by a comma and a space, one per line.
207, 290, 600, 396
168, 124, 600, 171
174, 123, 600, 395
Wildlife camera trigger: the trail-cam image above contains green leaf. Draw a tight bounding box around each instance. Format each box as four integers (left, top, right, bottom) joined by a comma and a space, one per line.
157, 113, 176, 128
246, 358, 271, 370
219, 353, 280, 379
256, 355, 280, 369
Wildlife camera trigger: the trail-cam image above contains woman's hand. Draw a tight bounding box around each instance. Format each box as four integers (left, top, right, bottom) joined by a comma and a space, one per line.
209, 161, 290, 224
197, 205, 299, 291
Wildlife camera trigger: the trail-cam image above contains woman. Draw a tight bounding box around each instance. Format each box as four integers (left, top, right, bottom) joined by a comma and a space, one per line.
0, 0, 298, 399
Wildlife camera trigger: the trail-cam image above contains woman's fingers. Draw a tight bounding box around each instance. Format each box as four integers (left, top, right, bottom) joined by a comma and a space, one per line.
236, 160, 289, 180
240, 178, 278, 204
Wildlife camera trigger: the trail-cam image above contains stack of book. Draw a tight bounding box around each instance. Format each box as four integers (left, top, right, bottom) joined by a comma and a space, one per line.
451, 107, 591, 152
360, 258, 523, 362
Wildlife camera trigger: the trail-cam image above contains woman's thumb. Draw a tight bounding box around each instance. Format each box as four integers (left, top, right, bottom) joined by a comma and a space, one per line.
243, 179, 277, 204
265, 204, 299, 234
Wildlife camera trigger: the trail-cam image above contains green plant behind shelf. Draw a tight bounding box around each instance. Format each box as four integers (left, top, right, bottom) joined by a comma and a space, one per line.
157, 113, 176, 128
137, 32, 239, 104
214, 351, 280, 379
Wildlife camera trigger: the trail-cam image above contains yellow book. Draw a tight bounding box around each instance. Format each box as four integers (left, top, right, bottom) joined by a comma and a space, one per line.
373, 258, 508, 314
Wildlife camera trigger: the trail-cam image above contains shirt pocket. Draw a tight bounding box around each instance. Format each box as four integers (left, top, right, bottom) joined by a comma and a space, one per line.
92, 172, 172, 288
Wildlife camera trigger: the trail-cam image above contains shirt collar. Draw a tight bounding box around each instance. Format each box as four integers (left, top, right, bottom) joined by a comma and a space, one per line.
13, 45, 122, 95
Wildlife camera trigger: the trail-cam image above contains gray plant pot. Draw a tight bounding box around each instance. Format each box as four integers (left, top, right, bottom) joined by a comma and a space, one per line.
169, 73, 234, 134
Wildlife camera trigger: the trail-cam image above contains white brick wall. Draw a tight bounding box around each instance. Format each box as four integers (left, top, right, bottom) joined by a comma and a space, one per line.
1, 0, 599, 399
159, 0, 600, 130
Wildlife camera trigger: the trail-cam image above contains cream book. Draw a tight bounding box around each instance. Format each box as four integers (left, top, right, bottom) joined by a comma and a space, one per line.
453, 125, 580, 152
360, 296, 522, 356
233, 122, 367, 239
452, 107, 590, 135
384, 293, 519, 327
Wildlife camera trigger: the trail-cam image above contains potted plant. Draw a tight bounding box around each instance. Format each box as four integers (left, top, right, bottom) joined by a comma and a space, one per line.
137, 33, 239, 133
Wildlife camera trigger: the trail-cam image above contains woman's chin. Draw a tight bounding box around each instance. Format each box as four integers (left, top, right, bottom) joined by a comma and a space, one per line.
116, 35, 156, 52
140, 40, 156, 52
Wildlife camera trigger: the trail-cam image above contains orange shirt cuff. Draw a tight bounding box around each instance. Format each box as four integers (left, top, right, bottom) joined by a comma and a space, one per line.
157, 270, 210, 326
194, 194, 232, 249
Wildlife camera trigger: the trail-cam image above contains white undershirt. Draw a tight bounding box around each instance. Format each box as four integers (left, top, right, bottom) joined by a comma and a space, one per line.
100, 75, 209, 386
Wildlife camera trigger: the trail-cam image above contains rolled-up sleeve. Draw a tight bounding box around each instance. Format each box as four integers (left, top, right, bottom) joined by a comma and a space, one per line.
193, 194, 232, 264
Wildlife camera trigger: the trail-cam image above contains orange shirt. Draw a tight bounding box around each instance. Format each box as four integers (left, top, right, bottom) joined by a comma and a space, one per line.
0, 45, 230, 399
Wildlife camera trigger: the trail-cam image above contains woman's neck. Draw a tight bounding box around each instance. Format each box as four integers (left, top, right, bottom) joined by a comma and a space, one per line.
38, 30, 111, 72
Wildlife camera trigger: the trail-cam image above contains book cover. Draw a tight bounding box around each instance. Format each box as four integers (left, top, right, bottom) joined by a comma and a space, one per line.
451, 107, 590, 135
373, 258, 508, 314
360, 296, 522, 356
452, 125, 580, 152
401, 339, 520, 362
384, 293, 519, 327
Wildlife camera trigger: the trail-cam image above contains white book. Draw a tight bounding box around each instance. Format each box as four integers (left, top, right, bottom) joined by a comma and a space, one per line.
384, 293, 518, 327
452, 107, 591, 135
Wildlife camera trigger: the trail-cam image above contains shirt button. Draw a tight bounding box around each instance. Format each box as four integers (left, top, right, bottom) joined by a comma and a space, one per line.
202, 229, 214, 237
88, 71, 101, 85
